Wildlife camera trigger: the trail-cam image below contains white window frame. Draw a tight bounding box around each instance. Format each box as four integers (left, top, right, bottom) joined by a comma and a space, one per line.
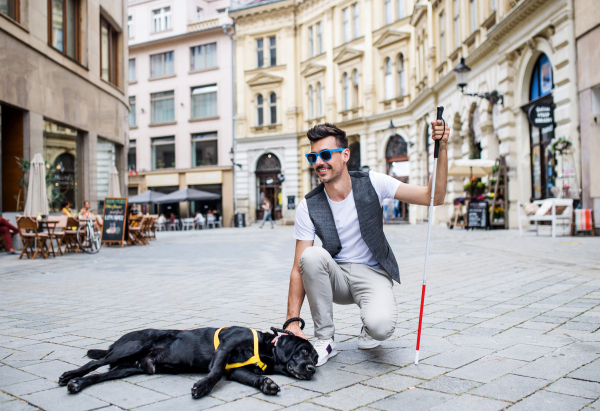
352, 3, 359, 39
309, 26, 314, 58
384, 58, 393, 100
308, 85, 314, 120
256, 38, 264, 68
317, 22, 323, 54
191, 84, 218, 119
454, 0, 460, 48
152, 7, 171, 33
385, 0, 392, 25
343, 8, 350, 43
397, 0, 405, 19
128, 58, 136, 82
150, 51, 174, 78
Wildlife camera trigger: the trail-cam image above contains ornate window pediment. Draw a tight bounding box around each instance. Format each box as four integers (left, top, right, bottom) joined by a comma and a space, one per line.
373, 30, 410, 48
247, 73, 284, 87
333, 47, 364, 64
301, 63, 326, 77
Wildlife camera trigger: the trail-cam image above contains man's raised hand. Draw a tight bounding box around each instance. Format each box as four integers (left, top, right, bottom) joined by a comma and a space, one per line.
430, 119, 450, 146
285, 323, 307, 340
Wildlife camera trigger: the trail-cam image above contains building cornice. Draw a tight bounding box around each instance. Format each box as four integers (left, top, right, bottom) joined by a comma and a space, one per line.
236, 133, 300, 143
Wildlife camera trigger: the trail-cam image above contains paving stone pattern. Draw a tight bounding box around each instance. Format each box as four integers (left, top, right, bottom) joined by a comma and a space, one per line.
0, 224, 599, 410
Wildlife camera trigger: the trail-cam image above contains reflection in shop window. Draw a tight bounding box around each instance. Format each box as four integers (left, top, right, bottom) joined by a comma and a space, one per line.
43, 120, 78, 211
152, 136, 175, 170
191, 132, 218, 167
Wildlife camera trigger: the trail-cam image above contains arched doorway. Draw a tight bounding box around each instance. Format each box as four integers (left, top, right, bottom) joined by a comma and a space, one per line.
386, 134, 409, 220
256, 153, 282, 221
521, 53, 555, 200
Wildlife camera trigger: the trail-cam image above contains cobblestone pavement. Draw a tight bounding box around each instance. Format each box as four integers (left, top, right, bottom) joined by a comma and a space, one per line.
0, 224, 599, 411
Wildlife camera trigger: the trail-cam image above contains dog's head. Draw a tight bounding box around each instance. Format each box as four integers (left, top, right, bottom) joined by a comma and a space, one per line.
272, 335, 318, 380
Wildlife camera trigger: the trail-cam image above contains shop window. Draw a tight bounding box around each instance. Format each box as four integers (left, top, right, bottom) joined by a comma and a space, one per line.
0, 0, 19, 21
43, 120, 78, 211
256, 94, 264, 125
152, 7, 171, 32
48, 0, 81, 61
191, 84, 217, 119
269, 92, 277, 124
128, 58, 136, 82
129, 96, 136, 126
151, 90, 174, 124
530, 54, 553, 100
191, 132, 218, 167
151, 136, 175, 170
190, 43, 217, 71
150, 51, 174, 78
101, 16, 119, 85
269, 36, 277, 66
128, 140, 136, 172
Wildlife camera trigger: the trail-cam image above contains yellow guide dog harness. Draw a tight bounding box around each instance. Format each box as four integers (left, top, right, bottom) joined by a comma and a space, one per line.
214, 327, 267, 372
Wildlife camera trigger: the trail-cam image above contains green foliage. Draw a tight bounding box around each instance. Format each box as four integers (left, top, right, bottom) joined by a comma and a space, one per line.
13, 156, 69, 211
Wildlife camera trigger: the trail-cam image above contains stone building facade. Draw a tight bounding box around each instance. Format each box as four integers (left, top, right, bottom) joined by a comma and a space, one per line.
231, 0, 584, 228
127, 0, 234, 224
0, 0, 129, 215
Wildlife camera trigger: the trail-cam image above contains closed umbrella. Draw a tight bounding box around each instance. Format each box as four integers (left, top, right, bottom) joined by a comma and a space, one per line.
24, 153, 49, 216
155, 188, 221, 204
128, 190, 167, 204
107, 166, 121, 197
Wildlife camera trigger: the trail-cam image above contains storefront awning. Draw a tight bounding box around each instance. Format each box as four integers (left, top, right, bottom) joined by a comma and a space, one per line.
155, 188, 221, 204
447, 159, 495, 178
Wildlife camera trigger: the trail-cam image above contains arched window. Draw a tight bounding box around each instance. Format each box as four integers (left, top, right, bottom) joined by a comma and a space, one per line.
352, 69, 359, 108
397, 54, 405, 97
269, 92, 277, 124
343, 72, 349, 111
530, 54, 553, 100
317, 82, 323, 118
308, 86, 314, 120
384, 58, 393, 100
256, 94, 264, 125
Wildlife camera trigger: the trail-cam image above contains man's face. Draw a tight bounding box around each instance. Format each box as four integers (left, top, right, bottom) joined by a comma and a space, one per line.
84, 202, 90, 209
310, 136, 349, 184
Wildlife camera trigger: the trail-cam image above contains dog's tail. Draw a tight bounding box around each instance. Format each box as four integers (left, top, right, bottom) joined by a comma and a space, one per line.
87, 349, 108, 359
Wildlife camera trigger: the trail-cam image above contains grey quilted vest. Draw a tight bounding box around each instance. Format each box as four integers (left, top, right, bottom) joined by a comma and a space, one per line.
305, 171, 400, 284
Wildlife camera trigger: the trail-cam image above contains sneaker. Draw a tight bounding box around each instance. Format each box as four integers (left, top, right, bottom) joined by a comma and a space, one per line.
358, 327, 380, 350
313, 338, 338, 366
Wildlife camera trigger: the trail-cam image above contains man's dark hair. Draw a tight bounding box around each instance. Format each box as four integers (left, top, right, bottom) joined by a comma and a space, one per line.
307, 123, 348, 149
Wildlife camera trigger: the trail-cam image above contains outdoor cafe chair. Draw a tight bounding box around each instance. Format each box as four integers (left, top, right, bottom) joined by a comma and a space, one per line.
206, 214, 216, 229
48, 216, 67, 256
215, 216, 222, 228
148, 215, 158, 240
63, 217, 81, 254
169, 219, 179, 231
128, 216, 146, 246
182, 218, 195, 231
16, 216, 49, 260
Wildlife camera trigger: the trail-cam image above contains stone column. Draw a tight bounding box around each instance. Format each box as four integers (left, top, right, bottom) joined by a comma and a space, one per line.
24, 111, 44, 160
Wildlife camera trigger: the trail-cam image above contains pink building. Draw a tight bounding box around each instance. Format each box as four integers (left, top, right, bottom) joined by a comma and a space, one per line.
127, 0, 234, 224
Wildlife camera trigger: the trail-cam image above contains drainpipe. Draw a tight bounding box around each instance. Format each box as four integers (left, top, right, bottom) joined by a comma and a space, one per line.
223, 23, 237, 216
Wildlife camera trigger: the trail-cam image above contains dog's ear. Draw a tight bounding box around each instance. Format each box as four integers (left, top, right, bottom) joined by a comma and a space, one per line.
273, 335, 298, 364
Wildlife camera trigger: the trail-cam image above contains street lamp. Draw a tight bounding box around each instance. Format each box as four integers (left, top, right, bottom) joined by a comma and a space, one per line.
453, 57, 504, 106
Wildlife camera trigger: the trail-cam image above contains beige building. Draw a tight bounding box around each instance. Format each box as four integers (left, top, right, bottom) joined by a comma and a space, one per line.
231, 0, 584, 228
0, 0, 129, 216
127, 0, 234, 225
575, 0, 600, 226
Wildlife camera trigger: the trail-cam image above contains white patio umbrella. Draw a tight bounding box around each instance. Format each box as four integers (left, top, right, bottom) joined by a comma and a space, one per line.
107, 166, 121, 197
24, 153, 49, 216
447, 159, 495, 178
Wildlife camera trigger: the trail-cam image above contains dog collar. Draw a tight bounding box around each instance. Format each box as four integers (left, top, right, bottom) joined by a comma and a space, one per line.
214, 327, 268, 372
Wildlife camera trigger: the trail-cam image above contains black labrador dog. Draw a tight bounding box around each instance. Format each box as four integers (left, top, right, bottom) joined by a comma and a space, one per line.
58, 322, 317, 399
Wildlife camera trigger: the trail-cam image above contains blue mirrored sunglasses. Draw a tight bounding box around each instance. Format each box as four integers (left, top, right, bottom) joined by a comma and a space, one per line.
305, 148, 345, 164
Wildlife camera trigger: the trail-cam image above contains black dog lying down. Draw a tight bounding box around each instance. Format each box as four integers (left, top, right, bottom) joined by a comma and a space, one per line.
58, 325, 318, 399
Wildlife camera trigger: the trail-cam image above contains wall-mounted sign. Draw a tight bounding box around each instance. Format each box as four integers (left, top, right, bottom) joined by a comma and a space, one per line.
287, 195, 296, 210
528, 103, 554, 128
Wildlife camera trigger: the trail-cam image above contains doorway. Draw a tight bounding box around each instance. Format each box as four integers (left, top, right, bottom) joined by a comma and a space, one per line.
255, 153, 282, 221
386, 134, 409, 221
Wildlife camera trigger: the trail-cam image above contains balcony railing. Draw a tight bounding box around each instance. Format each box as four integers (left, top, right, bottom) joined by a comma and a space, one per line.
187, 15, 231, 33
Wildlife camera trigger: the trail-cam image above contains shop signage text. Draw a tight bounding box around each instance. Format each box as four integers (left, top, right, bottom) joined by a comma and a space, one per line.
528, 103, 554, 128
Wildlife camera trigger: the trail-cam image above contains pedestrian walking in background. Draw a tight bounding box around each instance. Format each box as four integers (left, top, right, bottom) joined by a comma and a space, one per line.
260, 199, 274, 229
0, 217, 18, 254
393, 199, 400, 218
382, 198, 392, 224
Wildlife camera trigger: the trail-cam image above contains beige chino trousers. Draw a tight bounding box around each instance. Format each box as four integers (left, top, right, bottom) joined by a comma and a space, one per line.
300, 246, 398, 340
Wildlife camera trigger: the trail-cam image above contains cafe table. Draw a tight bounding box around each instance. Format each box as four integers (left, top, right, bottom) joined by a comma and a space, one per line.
38, 219, 61, 257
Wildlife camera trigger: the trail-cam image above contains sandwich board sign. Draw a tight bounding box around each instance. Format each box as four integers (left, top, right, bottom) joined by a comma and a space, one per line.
101, 197, 128, 246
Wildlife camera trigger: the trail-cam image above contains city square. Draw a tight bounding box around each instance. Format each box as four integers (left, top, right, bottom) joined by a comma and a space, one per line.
0, 225, 599, 410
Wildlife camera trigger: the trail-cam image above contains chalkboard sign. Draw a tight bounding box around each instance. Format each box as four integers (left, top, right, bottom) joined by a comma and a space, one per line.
101, 197, 128, 246
467, 201, 488, 229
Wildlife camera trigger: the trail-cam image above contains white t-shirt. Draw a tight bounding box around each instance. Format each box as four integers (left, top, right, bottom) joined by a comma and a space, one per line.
294, 170, 401, 266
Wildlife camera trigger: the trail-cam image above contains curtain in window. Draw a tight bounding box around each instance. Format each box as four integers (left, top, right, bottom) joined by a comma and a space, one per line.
151, 91, 174, 124
164, 52, 174, 75
385, 58, 393, 100
150, 54, 162, 77
191, 85, 218, 118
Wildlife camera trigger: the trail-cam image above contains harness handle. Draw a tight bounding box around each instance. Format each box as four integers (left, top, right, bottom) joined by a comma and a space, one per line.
283, 317, 305, 331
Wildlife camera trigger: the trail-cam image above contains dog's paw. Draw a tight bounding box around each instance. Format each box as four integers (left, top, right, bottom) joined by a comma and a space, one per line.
191, 381, 212, 399
59, 372, 74, 386
67, 378, 84, 393
258, 377, 280, 395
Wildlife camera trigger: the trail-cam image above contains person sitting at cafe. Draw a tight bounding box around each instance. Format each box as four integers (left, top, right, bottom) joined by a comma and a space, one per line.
169, 212, 177, 230
128, 204, 140, 228
61, 201, 75, 216
194, 211, 205, 229
0, 217, 18, 254
79, 200, 100, 231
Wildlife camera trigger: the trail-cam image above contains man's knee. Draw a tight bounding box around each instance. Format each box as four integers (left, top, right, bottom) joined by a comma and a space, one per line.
363, 314, 395, 341
300, 247, 330, 276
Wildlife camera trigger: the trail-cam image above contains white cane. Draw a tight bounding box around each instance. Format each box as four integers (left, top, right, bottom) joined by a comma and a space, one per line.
415, 106, 445, 364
